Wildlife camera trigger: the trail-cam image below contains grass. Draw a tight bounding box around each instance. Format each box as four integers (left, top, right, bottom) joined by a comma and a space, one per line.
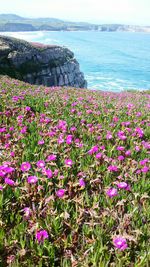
0, 76, 150, 266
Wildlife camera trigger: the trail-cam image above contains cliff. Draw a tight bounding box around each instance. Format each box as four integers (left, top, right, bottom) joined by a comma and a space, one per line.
0, 36, 87, 88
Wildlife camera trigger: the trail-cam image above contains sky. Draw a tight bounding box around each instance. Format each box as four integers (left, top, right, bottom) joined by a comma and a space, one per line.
0, 0, 150, 25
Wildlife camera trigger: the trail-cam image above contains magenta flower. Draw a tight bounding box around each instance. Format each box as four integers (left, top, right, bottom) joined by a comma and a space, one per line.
36, 160, 45, 169
79, 178, 85, 187
65, 159, 73, 167
9, 126, 14, 131
88, 145, 99, 155
135, 127, 144, 138
46, 154, 57, 161
0, 127, 6, 133
140, 159, 149, 166
96, 152, 102, 159
35, 230, 49, 243
0, 169, 5, 177
20, 126, 27, 134
53, 169, 59, 176
113, 117, 119, 122
58, 134, 64, 144
116, 146, 124, 151
117, 182, 130, 190
141, 166, 149, 173
56, 189, 65, 198
27, 176, 38, 184
106, 188, 118, 198
106, 131, 113, 140
108, 165, 118, 172
117, 131, 127, 140
0, 185, 3, 191
21, 162, 31, 172
43, 168, 53, 179
38, 140, 45, 145
3, 166, 15, 174
10, 151, 15, 157
66, 135, 73, 145
125, 150, 131, 156
70, 126, 77, 132
135, 146, 140, 151
5, 178, 15, 186
118, 155, 125, 161
23, 207, 31, 219
25, 106, 31, 111
113, 237, 128, 250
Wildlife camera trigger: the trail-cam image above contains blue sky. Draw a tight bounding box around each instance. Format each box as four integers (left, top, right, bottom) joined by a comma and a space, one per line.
0, 0, 150, 25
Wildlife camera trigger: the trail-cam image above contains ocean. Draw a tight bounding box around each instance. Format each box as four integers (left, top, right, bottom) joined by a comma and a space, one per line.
1, 31, 150, 92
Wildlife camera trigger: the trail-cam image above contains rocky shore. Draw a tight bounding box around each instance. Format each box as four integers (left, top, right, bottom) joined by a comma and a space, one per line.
0, 35, 87, 88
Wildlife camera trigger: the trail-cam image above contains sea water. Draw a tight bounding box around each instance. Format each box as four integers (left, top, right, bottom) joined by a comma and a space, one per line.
1, 31, 150, 92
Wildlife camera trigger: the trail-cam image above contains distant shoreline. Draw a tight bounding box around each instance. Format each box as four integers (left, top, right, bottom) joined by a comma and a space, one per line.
0, 30, 150, 35
0, 14, 150, 33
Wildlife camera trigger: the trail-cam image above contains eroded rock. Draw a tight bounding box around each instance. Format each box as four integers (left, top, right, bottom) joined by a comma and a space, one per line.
0, 35, 87, 88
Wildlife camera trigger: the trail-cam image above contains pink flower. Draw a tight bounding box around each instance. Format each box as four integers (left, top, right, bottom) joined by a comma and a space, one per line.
36, 230, 49, 243
135, 127, 144, 138
139, 159, 149, 166
135, 146, 140, 151
5, 178, 15, 186
46, 154, 57, 161
125, 150, 131, 156
106, 131, 113, 140
96, 153, 102, 159
0, 127, 6, 133
44, 169, 53, 179
20, 126, 27, 134
9, 126, 14, 131
23, 207, 31, 219
0, 169, 5, 177
88, 145, 99, 155
79, 178, 85, 187
65, 159, 73, 167
70, 126, 77, 132
25, 106, 31, 111
38, 140, 45, 145
118, 155, 125, 161
113, 237, 128, 250
106, 188, 118, 198
66, 135, 73, 145
113, 117, 119, 122
21, 162, 31, 172
108, 165, 118, 172
57, 134, 64, 144
116, 146, 124, 151
27, 176, 38, 184
117, 131, 127, 140
3, 166, 15, 174
0, 185, 3, 190
53, 169, 59, 176
10, 151, 15, 157
141, 166, 149, 173
117, 182, 130, 190
36, 160, 45, 169
56, 189, 65, 198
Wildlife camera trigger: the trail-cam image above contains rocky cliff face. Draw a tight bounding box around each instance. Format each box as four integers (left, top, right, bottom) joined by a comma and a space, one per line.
0, 36, 87, 88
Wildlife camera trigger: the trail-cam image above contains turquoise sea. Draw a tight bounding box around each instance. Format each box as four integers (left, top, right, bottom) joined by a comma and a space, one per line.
1, 31, 150, 91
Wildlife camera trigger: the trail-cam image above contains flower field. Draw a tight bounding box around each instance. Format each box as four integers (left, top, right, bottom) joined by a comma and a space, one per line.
0, 76, 150, 266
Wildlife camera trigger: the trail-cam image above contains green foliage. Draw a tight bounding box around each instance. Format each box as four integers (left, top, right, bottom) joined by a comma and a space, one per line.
0, 76, 149, 266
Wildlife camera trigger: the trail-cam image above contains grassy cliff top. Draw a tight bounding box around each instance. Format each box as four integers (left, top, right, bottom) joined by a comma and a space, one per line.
0, 76, 149, 266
